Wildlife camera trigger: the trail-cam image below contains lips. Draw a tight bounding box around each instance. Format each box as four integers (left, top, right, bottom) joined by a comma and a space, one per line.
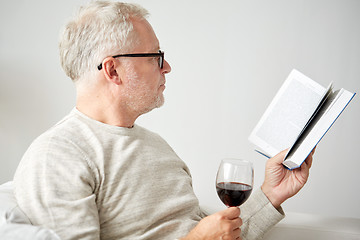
160, 80, 166, 87
159, 82, 166, 91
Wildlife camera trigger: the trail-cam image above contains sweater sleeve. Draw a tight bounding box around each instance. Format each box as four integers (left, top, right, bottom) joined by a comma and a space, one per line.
13, 134, 100, 240
240, 188, 285, 240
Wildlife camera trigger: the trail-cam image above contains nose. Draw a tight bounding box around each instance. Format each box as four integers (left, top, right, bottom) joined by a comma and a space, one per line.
162, 59, 171, 74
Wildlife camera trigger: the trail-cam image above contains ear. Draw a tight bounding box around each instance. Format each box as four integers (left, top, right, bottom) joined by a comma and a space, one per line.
102, 57, 122, 85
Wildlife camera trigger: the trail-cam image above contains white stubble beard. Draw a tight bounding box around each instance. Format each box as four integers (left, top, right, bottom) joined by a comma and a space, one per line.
124, 65, 165, 116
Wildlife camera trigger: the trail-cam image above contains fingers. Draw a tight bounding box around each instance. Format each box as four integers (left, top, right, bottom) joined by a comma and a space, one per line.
221, 218, 242, 240
272, 147, 314, 169
229, 216, 242, 229
307, 152, 313, 169
218, 207, 242, 237
220, 207, 240, 220
187, 209, 243, 240
226, 212, 242, 234
302, 146, 316, 168
229, 227, 241, 239
312, 146, 317, 155
272, 146, 315, 166
304, 150, 314, 169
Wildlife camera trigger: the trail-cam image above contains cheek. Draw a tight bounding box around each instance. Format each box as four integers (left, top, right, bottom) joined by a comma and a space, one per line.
126, 78, 154, 100
125, 64, 161, 93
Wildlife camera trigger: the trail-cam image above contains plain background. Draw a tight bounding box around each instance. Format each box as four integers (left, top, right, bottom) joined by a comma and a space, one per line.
1, 0, 359, 219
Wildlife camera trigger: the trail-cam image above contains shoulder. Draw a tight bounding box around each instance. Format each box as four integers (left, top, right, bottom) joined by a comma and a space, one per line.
26, 111, 87, 155
13, 111, 100, 199
30, 108, 108, 151
15, 110, 98, 178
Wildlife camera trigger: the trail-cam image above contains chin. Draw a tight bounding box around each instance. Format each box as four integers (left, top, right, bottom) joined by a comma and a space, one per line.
156, 95, 165, 108
140, 95, 165, 115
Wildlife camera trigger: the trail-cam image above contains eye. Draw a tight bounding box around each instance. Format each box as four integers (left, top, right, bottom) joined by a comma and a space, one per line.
149, 56, 159, 64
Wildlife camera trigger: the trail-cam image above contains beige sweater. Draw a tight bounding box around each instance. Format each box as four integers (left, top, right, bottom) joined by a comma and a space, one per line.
14, 108, 284, 240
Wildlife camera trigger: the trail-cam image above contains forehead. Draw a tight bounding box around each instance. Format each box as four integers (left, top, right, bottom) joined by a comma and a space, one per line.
131, 18, 160, 51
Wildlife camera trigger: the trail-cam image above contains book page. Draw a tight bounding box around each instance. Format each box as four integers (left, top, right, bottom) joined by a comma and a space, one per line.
248, 69, 326, 157
287, 82, 333, 150
283, 89, 355, 169
285, 90, 339, 160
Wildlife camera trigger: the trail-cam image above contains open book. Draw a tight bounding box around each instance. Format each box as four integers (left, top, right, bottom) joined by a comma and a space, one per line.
248, 69, 356, 169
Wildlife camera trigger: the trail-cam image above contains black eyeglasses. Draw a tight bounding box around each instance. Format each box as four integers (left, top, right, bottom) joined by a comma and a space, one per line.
97, 50, 164, 70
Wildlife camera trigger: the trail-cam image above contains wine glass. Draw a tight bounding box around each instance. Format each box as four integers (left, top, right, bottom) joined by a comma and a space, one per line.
216, 159, 254, 207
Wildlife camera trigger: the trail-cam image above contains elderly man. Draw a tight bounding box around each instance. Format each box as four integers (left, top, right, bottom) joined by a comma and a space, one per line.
14, 1, 313, 240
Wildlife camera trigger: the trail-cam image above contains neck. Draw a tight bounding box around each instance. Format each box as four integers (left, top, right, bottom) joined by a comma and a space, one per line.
76, 87, 138, 128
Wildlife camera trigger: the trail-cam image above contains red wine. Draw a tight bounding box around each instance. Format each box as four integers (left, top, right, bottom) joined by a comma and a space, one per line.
216, 182, 252, 207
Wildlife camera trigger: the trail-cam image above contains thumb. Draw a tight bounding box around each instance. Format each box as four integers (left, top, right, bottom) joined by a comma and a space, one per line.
218, 207, 240, 220
269, 149, 288, 164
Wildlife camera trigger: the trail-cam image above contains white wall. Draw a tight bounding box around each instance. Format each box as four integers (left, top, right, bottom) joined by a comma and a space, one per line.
1, 0, 359, 219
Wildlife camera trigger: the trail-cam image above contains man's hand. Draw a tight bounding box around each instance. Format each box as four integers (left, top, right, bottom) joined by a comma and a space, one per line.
261, 148, 315, 208
182, 207, 242, 240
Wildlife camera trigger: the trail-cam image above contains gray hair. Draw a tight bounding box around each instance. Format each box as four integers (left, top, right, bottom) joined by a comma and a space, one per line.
59, 1, 149, 83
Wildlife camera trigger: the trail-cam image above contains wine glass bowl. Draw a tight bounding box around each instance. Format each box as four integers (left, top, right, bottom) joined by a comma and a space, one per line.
216, 159, 254, 207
